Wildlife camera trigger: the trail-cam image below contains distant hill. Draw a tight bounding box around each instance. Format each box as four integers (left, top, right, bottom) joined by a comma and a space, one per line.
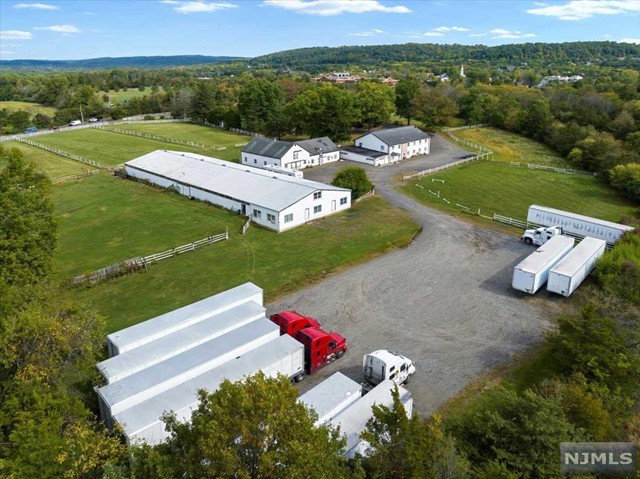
0, 55, 245, 70
250, 41, 640, 71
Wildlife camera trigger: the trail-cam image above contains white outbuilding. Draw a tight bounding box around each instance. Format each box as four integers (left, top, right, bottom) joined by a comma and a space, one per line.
353, 126, 430, 163
124, 150, 351, 232
241, 137, 340, 171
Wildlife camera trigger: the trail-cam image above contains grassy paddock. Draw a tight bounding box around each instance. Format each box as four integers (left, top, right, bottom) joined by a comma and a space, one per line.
455, 127, 565, 166
56, 182, 419, 332
3, 141, 89, 177
0, 100, 57, 117
401, 160, 636, 223
101, 88, 161, 103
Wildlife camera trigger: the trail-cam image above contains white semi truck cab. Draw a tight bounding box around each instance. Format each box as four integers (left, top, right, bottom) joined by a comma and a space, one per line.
363, 350, 415, 388
522, 226, 563, 246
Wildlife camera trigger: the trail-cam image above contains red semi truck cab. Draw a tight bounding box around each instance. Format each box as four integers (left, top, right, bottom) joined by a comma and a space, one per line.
270, 311, 321, 336
294, 328, 347, 375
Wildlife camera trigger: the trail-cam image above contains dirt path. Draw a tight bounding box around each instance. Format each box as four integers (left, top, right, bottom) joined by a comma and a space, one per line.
268, 135, 549, 415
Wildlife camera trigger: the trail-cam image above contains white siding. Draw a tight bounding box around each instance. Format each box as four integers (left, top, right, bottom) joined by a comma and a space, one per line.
355, 133, 388, 153
340, 149, 388, 166
278, 190, 351, 232
353, 134, 430, 161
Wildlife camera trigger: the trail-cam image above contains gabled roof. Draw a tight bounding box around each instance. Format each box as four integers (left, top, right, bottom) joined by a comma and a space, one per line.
296, 137, 339, 155
242, 137, 292, 159
362, 126, 430, 146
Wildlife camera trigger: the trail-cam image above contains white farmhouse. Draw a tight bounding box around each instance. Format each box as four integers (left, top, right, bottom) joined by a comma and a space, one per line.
124, 150, 351, 232
241, 137, 340, 171
351, 126, 430, 164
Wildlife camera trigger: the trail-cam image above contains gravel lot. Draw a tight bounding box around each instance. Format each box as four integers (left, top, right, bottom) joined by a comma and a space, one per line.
268, 134, 549, 416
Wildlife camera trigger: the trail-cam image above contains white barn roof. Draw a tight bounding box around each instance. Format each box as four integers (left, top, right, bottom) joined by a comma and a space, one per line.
125, 150, 349, 212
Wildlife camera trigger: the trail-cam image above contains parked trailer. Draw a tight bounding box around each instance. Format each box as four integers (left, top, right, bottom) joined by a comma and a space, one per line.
527, 205, 634, 246
512, 235, 575, 294
106, 282, 262, 356
98, 301, 265, 384
329, 380, 413, 459
98, 318, 280, 420
547, 237, 607, 297
298, 372, 362, 426
113, 334, 304, 445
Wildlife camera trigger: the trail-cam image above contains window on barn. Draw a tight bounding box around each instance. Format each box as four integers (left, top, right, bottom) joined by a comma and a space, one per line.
314, 205, 322, 214
254, 159, 257, 164
267, 214, 275, 223
284, 213, 293, 223
313, 191, 322, 200
293, 151, 299, 160
253, 210, 262, 219
340, 197, 348, 205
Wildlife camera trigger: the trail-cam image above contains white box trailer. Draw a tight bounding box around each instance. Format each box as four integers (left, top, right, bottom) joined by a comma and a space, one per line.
329, 380, 413, 459
97, 301, 265, 384
527, 205, 634, 246
106, 282, 262, 357
298, 372, 362, 426
547, 237, 607, 297
98, 318, 280, 421
114, 334, 304, 445
512, 235, 575, 294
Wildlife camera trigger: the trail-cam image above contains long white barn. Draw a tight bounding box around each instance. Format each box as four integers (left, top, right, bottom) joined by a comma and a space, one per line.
124, 151, 351, 232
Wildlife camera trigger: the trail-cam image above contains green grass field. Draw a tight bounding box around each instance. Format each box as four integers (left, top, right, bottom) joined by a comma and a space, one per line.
54, 176, 419, 332
3, 141, 89, 177
401, 160, 636, 223
455, 128, 566, 166
0, 100, 57, 117
34, 126, 246, 164
109, 123, 249, 149
101, 88, 161, 103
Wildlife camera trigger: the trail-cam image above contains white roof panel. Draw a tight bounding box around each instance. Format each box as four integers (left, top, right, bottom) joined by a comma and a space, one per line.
515, 235, 575, 274
550, 237, 606, 277
529, 205, 634, 232
125, 150, 349, 212
107, 282, 262, 352
299, 372, 362, 423
98, 301, 265, 383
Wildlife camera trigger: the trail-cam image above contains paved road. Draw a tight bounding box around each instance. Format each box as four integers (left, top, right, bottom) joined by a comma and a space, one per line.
268, 134, 548, 416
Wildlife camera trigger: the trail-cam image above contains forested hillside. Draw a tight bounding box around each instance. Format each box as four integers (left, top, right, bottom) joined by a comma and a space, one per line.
0, 55, 244, 70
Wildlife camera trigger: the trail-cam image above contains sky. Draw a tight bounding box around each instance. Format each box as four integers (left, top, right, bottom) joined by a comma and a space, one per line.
0, 0, 639, 60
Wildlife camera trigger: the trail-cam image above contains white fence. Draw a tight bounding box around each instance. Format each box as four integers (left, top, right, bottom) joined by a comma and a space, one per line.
143, 230, 228, 263
16, 138, 109, 169
519, 162, 597, 176
52, 170, 99, 183
402, 152, 492, 180
98, 126, 205, 148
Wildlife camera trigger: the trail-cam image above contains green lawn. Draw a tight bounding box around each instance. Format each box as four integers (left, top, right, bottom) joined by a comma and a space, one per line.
34, 128, 241, 165
55, 178, 419, 332
455, 128, 566, 166
401, 160, 636, 223
101, 88, 161, 103
3, 141, 89, 177
0, 100, 57, 117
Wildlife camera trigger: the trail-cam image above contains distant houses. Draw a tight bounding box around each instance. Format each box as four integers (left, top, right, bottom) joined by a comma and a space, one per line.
311, 71, 399, 86
536, 74, 584, 88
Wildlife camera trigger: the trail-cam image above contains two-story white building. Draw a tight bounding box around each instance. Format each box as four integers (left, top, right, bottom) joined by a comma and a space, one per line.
125, 150, 351, 232
241, 137, 340, 171
343, 126, 430, 165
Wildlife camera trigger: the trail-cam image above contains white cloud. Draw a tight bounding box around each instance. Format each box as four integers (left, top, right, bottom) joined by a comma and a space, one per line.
527, 0, 639, 21
0, 30, 33, 40
35, 24, 81, 33
0, 51, 16, 55
13, 3, 59, 9
263, 0, 411, 16
161, 1, 238, 13
433, 25, 470, 31
349, 28, 384, 36
469, 33, 487, 37
422, 31, 445, 37
490, 28, 536, 39
618, 37, 640, 44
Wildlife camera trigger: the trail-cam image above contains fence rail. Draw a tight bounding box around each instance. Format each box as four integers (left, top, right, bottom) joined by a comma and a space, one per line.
16, 138, 110, 169
98, 126, 205, 148
71, 229, 229, 286
52, 170, 99, 183
402, 152, 492, 180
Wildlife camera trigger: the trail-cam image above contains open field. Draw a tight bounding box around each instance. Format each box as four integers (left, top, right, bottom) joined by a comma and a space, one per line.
101, 88, 162, 102
455, 127, 566, 166
0, 100, 57, 117
35, 126, 246, 164
3, 141, 89, 177
401, 160, 636, 223
55, 178, 420, 331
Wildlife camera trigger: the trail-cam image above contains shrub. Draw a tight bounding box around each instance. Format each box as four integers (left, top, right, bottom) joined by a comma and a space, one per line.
609, 163, 640, 201
331, 166, 373, 200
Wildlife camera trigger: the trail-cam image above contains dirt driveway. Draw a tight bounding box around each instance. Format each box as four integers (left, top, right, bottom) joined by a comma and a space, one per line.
268, 134, 549, 416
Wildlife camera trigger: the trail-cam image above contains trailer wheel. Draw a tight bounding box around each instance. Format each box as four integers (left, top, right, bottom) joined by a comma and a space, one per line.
404, 374, 413, 385
337, 349, 345, 359
524, 237, 533, 245
294, 372, 306, 383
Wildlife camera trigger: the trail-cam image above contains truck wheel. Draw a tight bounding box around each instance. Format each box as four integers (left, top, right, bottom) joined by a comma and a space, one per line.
404, 374, 413, 385
337, 349, 345, 359
294, 372, 306, 383
524, 237, 533, 245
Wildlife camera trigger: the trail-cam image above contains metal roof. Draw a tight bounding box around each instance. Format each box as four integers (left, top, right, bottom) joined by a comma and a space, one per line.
298, 372, 361, 424
242, 137, 292, 159
125, 151, 349, 213
528, 205, 635, 232
296, 137, 339, 155
98, 301, 266, 383
549, 237, 606, 277
114, 335, 304, 443
107, 282, 262, 353
363, 126, 430, 146
340, 145, 387, 158
99, 318, 280, 414
515, 235, 575, 274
